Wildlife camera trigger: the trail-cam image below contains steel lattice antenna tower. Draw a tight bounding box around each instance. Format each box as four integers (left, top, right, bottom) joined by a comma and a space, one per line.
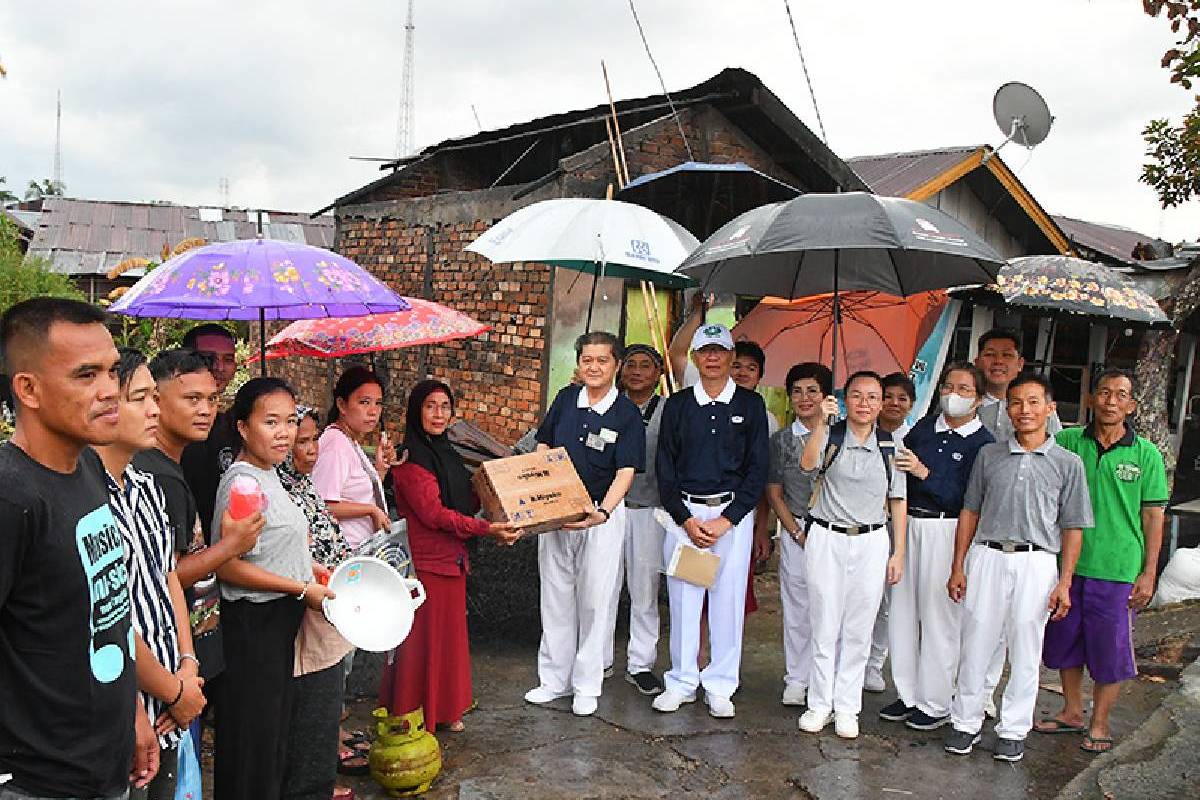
394, 0, 416, 158
52, 90, 63, 193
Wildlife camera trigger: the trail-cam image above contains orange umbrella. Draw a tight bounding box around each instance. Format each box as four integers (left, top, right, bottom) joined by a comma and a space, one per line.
732, 291, 947, 388
251, 297, 489, 361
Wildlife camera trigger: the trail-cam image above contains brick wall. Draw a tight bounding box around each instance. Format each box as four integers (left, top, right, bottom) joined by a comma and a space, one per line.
274, 103, 802, 446
275, 218, 549, 445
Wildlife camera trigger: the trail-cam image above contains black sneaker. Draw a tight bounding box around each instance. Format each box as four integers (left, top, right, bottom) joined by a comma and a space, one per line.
905, 709, 951, 731
944, 729, 981, 755
603, 665, 614, 679
993, 737, 1025, 762
878, 699, 914, 722
626, 671, 665, 696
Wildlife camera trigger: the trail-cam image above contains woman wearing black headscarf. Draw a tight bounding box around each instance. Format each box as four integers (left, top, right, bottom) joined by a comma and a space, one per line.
378, 380, 517, 732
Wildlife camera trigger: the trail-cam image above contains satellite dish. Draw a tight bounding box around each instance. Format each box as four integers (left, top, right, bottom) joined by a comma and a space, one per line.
991, 82, 1054, 152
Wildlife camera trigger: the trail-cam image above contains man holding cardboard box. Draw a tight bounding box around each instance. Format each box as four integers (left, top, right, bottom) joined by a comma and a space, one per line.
653, 324, 770, 719
524, 332, 645, 718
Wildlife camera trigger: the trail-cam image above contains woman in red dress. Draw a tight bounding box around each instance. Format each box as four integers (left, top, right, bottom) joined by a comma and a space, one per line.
379, 380, 517, 732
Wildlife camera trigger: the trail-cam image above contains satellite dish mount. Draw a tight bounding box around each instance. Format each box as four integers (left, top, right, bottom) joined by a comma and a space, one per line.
984, 81, 1054, 164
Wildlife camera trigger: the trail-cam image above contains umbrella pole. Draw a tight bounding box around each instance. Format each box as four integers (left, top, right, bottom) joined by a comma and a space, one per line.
259, 308, 267, 377
830, 251, 841, 392
586, 270, 598, 333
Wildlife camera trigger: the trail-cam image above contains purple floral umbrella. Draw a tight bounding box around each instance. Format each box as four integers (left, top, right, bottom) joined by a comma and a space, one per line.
110, 238, 409, 373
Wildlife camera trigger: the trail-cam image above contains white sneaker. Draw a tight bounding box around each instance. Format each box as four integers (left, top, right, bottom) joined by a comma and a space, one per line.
652, 688, 696, 713
782, 683, 807, 707
798, 709, 834, 733
706, 692, 735, 718
864, 667, 886, 693
524, 686, 570, 705
834, 713, 859, 739
572, 694, 598, 716
984, 694, 998, 720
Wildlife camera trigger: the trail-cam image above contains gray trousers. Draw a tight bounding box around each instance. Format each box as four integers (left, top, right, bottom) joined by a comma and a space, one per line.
130, 745, 178, 800
0, 786, 129, 800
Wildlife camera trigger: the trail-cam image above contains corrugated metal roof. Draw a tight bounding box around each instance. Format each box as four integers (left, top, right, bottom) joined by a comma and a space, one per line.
26, 197, 335, 275
1051, 215, 1171, 268
847, 146, 982, 197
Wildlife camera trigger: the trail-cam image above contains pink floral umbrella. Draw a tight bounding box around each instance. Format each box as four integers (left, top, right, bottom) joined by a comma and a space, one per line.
251, 297, 489, 361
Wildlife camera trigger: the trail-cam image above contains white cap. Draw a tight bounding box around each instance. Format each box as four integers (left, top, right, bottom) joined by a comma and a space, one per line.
691, 323, 734, 352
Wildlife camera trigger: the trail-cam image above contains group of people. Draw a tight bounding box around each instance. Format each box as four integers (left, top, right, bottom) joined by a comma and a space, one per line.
0, 294, 1169, 800
0, 298, 518, 800
522, 315, 1166, 766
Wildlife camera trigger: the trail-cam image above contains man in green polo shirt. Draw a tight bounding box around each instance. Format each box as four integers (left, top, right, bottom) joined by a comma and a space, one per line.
1036, 368, 1167, 753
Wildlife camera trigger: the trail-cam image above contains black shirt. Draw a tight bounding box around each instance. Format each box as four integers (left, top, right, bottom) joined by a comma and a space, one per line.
535, 385, 645, 503
181, 410, 237, 537
0, 444, 136, 797
134, 447, 224, 679
656, 379, 770, 526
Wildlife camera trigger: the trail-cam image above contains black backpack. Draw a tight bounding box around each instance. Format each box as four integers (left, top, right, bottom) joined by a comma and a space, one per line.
807, 419, 896, 513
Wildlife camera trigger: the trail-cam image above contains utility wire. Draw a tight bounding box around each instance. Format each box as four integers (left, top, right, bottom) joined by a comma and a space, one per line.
782, 0, 828, 144
627, 0, 695, 161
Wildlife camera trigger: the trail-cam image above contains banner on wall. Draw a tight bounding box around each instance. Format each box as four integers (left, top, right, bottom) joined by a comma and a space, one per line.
908, 298, 962, 424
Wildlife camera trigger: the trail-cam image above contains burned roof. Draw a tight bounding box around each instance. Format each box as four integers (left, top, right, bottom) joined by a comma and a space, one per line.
27, 197, 334, 276
1052, 215, 1172, 269
320, 67, 867, 214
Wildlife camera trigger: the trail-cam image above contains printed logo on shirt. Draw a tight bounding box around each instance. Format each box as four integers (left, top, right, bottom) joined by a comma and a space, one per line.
1114, 462, 1142, 483
218, 446, 235, 475
731, 416, 744, 424
74, 505, 132, 683
952, 452, 964, 461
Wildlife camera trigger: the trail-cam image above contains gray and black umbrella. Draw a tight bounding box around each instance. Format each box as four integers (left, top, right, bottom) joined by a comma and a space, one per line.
675, 191, 1005, 383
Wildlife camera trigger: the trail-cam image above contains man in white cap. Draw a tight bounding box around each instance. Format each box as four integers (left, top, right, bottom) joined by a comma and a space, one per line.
653, 324, 769, 718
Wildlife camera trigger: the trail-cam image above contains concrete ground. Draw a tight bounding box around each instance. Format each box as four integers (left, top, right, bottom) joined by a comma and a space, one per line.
320, 575, 1199, 800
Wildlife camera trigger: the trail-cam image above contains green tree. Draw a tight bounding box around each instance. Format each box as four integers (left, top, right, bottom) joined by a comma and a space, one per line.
0, 215, 82, 317
0, 177, 15, 204
1141, 1, 1200, 206
23, 178, 64, 201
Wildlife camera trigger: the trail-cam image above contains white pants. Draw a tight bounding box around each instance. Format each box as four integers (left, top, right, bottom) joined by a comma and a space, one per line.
662, 499, 753, 700
603, 505, 665, 674
778, 527, 811, 689
888, 517, 961, 717
806, 522, 890, 716
536, 502, 627, 698
869, 590, 889, 674
950, 544, 1058, 740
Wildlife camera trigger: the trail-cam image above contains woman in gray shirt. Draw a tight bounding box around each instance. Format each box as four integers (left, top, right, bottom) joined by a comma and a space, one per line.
211, 377, 335, 800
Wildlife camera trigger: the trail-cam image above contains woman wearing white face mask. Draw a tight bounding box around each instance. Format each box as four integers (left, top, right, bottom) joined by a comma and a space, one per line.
879, 362, 996, 731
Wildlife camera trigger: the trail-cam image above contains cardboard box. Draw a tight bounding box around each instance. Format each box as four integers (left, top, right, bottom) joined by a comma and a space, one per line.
472, 448, 593, 535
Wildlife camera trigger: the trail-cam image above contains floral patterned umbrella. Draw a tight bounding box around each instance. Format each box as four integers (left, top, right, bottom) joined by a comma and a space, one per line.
960, 255, 1168, 326
109, 238, 409, 372
251, 298, 489, 361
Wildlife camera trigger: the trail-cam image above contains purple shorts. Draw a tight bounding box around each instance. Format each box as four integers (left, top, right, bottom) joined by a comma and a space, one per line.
1042, 575, 1137, 684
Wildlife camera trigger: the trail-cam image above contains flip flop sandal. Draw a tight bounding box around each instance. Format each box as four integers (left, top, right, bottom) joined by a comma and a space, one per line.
342, 731, 370, 748
1081, 734, 1115, 753
337, 751, 370, 776
1034, 718, 1086, 734
332, 788, 355, 800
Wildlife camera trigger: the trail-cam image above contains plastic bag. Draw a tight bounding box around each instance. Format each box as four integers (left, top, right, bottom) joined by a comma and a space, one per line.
1151, 546, 1200, 606
353, 519, 413, 578
175, 729, 202, 800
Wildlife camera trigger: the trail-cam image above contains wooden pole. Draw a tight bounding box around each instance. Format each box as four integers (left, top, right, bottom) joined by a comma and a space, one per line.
601, 60, 630, 186
604, 118, 624, 190
639, 280, 670, 397
648, 283, 677, 392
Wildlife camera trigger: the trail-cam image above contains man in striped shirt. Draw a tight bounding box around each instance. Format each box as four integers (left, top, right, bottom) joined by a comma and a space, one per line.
95, 348, 205, 800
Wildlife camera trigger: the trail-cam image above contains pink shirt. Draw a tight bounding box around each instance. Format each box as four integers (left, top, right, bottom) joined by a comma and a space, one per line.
311, 426, 383, 548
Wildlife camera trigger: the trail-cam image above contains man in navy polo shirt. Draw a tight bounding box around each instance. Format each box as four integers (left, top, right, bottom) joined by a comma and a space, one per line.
524, 331, 645, 718
653, 323, 769, 719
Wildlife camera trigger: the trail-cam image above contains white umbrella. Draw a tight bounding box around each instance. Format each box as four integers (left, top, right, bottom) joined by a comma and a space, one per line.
466, 198, 699, 329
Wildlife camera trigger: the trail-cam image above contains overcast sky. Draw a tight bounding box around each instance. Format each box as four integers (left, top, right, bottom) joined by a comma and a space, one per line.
2, 0, 1196, 242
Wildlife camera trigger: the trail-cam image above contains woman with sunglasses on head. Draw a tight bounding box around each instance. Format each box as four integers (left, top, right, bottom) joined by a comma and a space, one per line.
379, 380, 518, 734
211, 378, 335, 800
